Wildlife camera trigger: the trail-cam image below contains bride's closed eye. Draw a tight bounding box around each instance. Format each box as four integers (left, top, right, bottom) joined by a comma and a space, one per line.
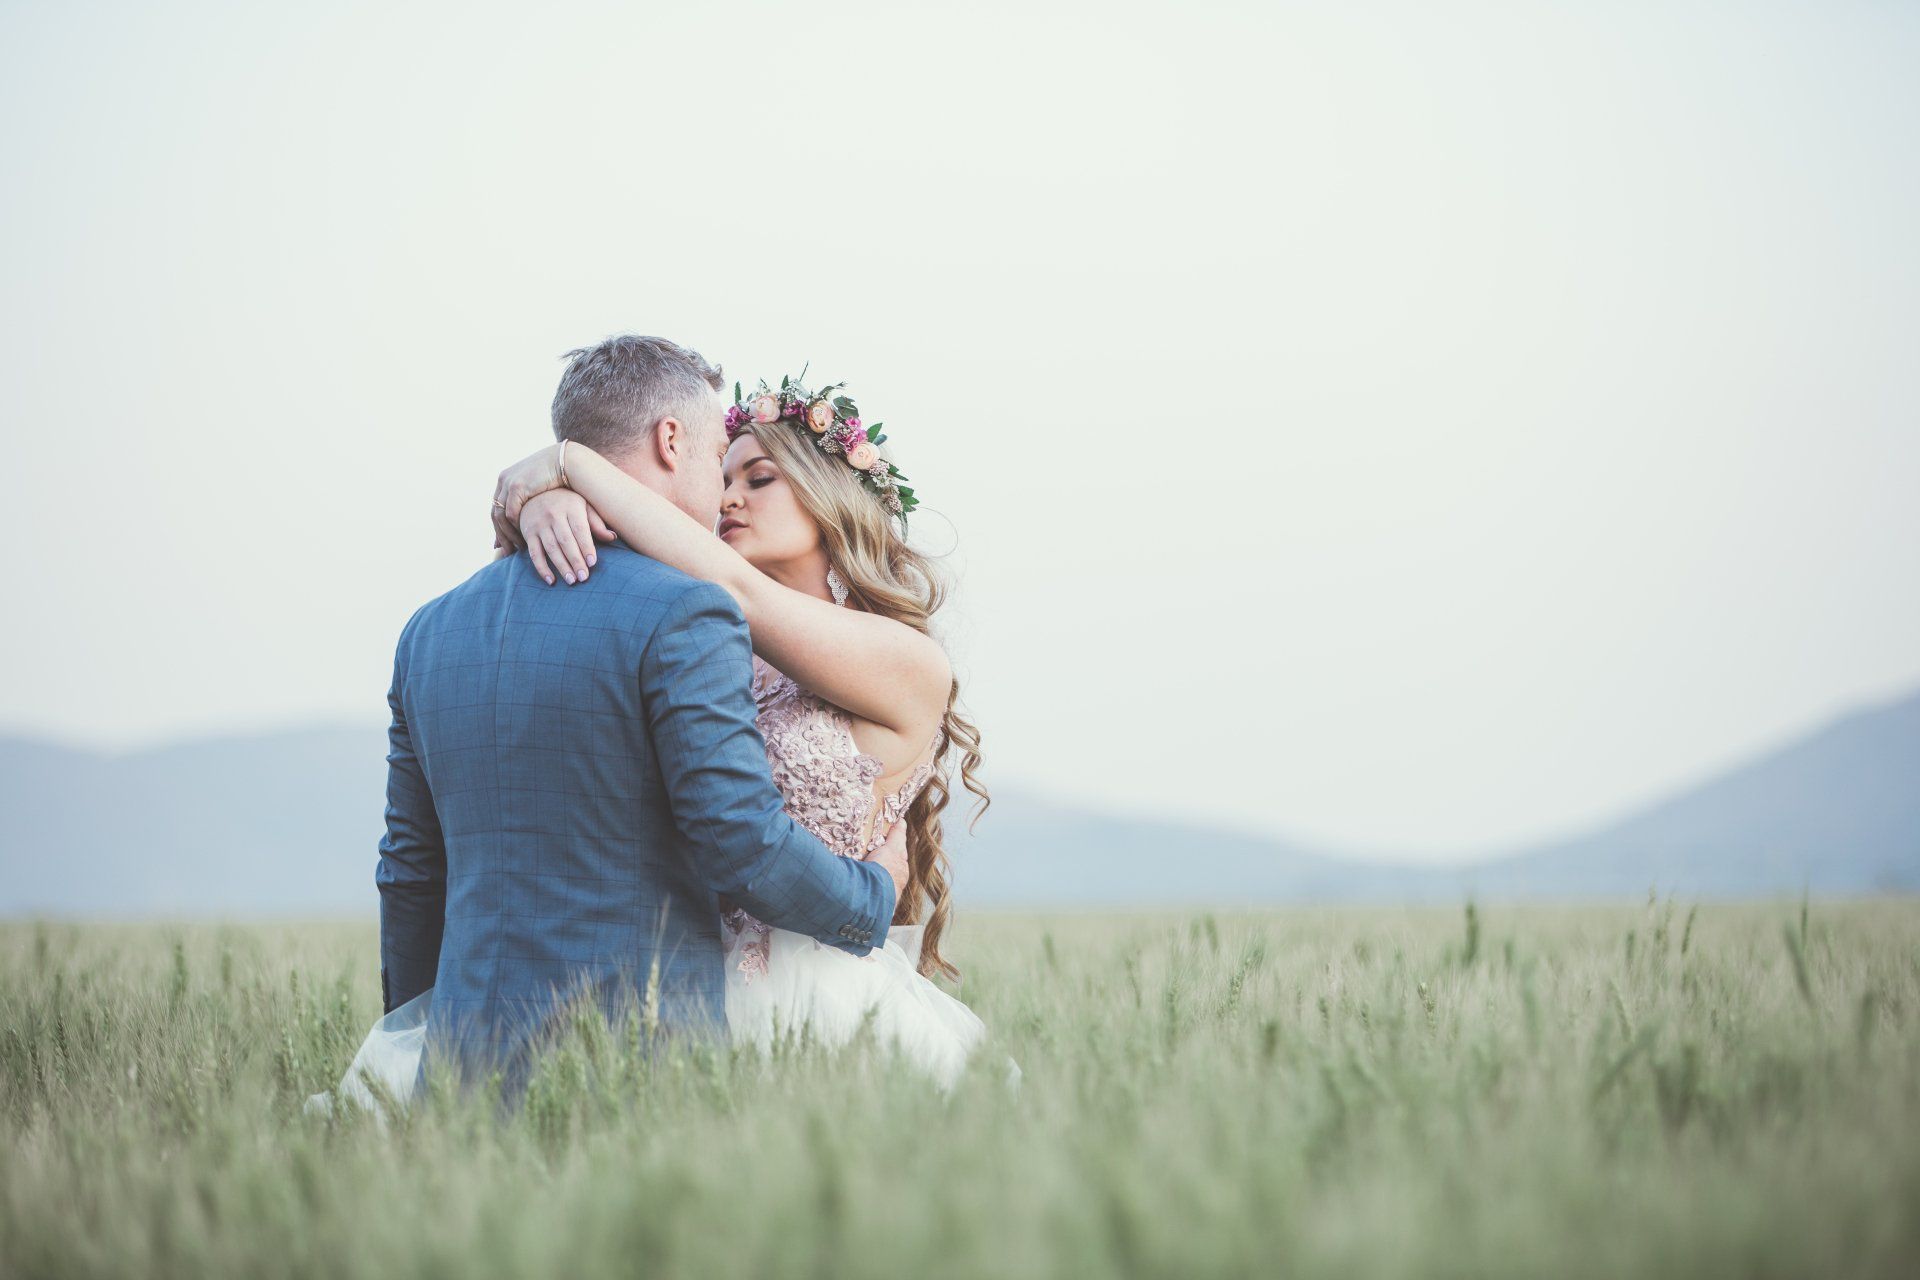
737, 461, 779, 490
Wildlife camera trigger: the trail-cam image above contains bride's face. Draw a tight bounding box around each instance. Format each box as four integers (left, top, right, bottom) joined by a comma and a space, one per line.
717, 435, 823, 570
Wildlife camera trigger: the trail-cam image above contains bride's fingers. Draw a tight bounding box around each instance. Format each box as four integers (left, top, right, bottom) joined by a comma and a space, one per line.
526, 527, 558, 585
549, 517, 591, 583
539, 525, 579, 585
565, 507, 598, 571
492, 508, 523, 553
499, 506, 529, 552
586, 507, 617, 544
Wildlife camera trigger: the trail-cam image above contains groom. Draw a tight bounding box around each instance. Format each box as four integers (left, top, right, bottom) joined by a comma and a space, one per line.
376, 334, 905, 1095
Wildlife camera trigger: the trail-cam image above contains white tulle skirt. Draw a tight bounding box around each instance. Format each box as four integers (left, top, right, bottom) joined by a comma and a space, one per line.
723, 923, 995, 1091
303, 985, 430, 1119
307, 925, 1001, 1117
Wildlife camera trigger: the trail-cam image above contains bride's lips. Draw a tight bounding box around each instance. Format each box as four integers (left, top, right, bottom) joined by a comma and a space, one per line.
717, 517, 747, 539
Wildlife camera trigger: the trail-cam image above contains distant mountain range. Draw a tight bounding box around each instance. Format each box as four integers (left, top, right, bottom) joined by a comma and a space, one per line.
2, 690, 1915, 916
961, 689, 1920, 907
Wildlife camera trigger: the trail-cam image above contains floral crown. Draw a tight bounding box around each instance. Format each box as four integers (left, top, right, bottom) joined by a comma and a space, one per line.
724, 370, 918, 522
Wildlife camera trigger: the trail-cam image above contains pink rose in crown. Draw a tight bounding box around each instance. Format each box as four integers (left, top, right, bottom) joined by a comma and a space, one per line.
806, 401, 835, 433
846, 441, 879, 470
749, 394, 782, 424
724, 404, 748, 434
844, 417, 861, 432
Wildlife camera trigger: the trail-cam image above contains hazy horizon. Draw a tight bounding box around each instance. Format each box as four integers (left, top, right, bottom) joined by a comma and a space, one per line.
3, 1, 1917, 862
5, 676, 1914, 870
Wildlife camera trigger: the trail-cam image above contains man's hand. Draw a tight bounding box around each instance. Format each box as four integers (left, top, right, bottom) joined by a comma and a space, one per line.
868, 818, 911, 904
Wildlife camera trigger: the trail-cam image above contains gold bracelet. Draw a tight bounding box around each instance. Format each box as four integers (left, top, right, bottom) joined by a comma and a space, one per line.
558, 439, 570, 489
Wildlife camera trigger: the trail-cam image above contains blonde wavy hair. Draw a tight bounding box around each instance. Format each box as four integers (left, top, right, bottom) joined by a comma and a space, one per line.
740, 422, 988, 982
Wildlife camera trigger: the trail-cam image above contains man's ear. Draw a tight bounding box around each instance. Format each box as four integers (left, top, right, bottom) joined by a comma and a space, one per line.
651, 416, 684, 472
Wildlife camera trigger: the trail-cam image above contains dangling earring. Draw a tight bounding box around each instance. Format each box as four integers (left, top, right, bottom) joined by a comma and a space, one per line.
826, 565, 850, 607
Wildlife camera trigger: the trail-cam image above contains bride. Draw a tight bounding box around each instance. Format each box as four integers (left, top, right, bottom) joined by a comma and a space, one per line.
317, 372, 994, 1110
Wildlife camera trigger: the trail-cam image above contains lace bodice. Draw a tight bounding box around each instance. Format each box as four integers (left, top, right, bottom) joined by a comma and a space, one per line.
748, 657, 943, 856
724, 657, 944, 979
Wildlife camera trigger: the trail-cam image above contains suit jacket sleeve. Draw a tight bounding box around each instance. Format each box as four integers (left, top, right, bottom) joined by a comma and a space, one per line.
375, 617, 447, 1012
640, 580, 896, 954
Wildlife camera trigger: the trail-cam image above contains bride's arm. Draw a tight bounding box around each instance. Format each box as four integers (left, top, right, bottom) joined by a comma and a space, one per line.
496, 444, 950, 736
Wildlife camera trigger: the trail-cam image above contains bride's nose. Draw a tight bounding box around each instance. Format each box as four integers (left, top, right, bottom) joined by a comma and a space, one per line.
719, 483, 744, 513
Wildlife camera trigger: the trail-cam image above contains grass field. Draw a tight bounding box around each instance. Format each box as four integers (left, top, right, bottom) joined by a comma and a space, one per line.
3, 900, 1917, 1279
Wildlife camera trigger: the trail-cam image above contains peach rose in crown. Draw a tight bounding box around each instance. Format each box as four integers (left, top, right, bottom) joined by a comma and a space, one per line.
846, 441, 879, 470
806, 401, 835, 433
749, 394, 782, 424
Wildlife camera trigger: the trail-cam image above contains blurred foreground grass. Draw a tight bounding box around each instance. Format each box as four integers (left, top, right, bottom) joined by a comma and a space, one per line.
3, 901, 1918, 1279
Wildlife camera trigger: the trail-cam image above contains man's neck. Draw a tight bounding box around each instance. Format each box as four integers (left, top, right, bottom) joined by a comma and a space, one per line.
604, 446, 673, 502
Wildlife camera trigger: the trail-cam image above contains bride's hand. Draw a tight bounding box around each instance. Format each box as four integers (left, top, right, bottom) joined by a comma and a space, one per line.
489, 444, 570, 552
518, 489, 617, 586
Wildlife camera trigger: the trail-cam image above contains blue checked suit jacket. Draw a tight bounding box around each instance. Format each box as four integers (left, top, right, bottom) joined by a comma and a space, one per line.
376, 542, 896, 1091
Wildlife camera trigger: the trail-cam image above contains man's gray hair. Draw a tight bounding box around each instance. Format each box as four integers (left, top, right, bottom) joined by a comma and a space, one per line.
550, 334, 725, 456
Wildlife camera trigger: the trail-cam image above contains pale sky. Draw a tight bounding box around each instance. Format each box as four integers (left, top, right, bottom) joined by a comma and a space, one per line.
2, 0, 1916, 862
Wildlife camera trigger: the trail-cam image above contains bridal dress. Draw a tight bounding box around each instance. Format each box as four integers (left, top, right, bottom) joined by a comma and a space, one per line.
309, 658, 996, 1117
718, 658, 994, 1090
